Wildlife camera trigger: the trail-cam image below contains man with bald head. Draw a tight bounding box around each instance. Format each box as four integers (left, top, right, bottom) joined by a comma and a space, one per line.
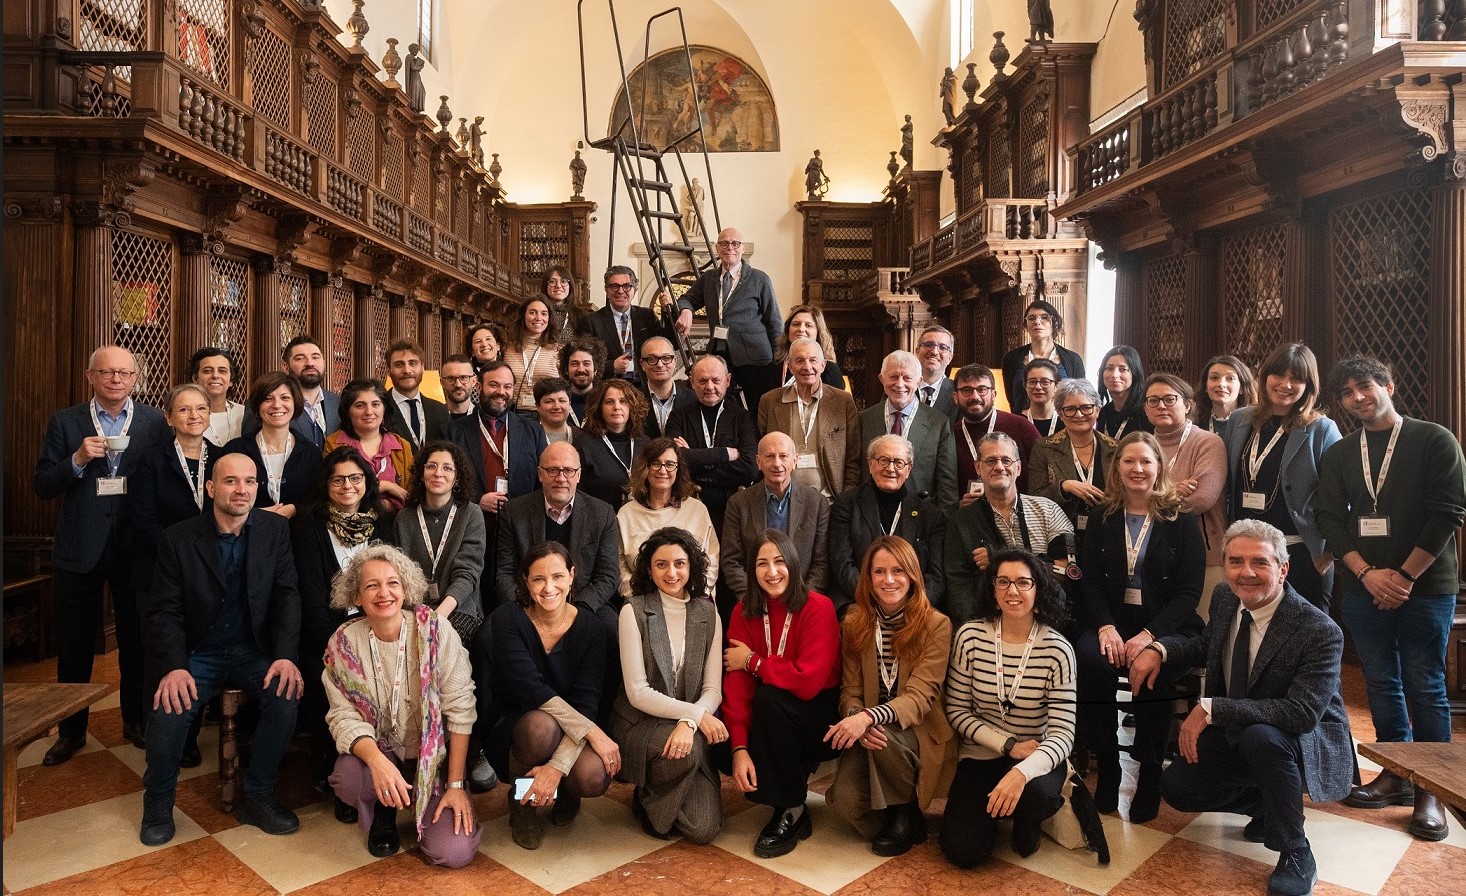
638, 334, 695, 438
34, 345, 168, 764
674, 226, 783, 409
860, 350, 958, 508
666, 354, 759, 531
758, 337, 862, 501
721, 431, 831, 618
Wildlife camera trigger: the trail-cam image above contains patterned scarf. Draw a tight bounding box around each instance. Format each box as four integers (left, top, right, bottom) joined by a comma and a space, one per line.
323, 604, 446, 834
326, 507, 377, 546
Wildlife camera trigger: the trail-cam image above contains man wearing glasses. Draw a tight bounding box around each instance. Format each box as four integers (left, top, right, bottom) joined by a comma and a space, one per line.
914, 325, 958, 416
951, 363, 1041, 497
576, 265, 668, 384
673, 227, 783, 410
439, 354, 478, 421
34, 345, 168, 764
637, 335, 695, 439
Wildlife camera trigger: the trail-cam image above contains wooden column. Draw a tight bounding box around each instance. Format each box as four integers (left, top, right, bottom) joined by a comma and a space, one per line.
71, 205, 116, 400
418, 303, 437, 365
1279, 219, 1314, 347
308, 271, 334, 358
389, 295, 411, 345
251, 256, 284, 382
1182, 238, 1219, 383
354, 286, 378, 379
176, 235, 213, 374
1428, 176, 1466, 436
1112, 254, 1143, 348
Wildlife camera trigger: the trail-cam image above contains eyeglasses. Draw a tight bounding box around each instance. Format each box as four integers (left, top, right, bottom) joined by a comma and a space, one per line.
1024, 313, 1053, 325
606, 283, 635, 293
441, 375, 476, 385
641, 354, 676, 366
423, 462, 456, 475
918, 340, 952, 354
1026, 378, 1056, 388
995, 576, 1036, 592
649, 460, 680, 472
871, 456, 912, 470
546, 277, 570, 285
1144, 394, 1184, 408
91, 369, 137, 380
539, 466, 581, 478
1060, 403, 1098, 417
956, 385, 993, 396
715, 240, 743, 249
329, 473, 366, 487
980, 456, 1018, 469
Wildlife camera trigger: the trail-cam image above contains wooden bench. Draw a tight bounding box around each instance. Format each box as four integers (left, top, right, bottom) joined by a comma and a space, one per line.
3, 682, 111, 838
1357, 741, 1466, 826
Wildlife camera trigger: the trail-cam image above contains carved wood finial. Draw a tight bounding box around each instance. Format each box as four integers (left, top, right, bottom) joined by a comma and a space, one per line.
345, 0, 369, 49
382, 38, 402, 88
990, 32, 1010, 83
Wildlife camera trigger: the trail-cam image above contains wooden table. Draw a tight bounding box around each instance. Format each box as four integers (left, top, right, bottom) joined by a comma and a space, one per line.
3, 682, 111, 838
1358, 741, 1466, 825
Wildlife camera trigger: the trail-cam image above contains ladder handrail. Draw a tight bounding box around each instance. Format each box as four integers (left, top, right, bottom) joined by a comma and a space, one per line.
641, 7, 720, 246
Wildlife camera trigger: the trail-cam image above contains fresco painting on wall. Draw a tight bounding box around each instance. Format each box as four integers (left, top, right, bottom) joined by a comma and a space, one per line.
608, 46, 779, 152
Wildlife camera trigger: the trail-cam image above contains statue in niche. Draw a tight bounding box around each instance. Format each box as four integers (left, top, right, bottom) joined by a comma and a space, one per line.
804, 149, 829, 200
570, 147, 587, 200
940, 67, 957, 125
681, 177, 705, 238
469, 116, 485, 166
406, 43, 426, 114
900, 115, 913, 168
1028, 1, 1054, 43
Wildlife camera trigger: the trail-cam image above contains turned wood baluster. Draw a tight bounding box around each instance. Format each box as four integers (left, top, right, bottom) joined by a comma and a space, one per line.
1422, 0, 1447, 39
179, 79, 193, 133
1278, 33, 1297, 97
1447, 0, 1466, 40
1329, 1, 1349, 67
1295, 23, 1314, 88
1309, 13, 1330, 81
1204, 78, 1218, 132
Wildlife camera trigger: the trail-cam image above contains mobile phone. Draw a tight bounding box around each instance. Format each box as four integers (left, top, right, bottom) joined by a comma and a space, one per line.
513, 776, 556, 801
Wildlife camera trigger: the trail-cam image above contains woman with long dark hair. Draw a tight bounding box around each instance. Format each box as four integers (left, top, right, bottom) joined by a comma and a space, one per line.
324, 378, 413, 512
574, 378, 649, 508
1194, 353, 1256, 436
541, 264, 582, 345
465, 321, 505, 373
503, 297, 562, 415
1095, 345, 1151, 439
390, 440, 485, 635
776, 304, 845, 390
223, 372, 320, 518
1000, 299, 1085, 413
825, 535, 953, 857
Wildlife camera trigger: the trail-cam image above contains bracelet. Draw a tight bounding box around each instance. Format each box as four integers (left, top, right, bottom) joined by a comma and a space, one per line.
731, 745, 748, 754
1144, 641, 1164, 655
1397, 569, 1417, 582
446, 779, 466, 790
1359, 565, 1376, 579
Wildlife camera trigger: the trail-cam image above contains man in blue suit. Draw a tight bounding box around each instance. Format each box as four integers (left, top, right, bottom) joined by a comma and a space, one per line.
33, 345, 168, 764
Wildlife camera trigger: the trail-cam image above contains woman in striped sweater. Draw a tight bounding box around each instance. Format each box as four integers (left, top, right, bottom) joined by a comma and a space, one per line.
940, 546, 1076, 869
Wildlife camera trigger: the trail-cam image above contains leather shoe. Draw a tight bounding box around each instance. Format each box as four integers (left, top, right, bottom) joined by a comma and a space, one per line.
123, 722, 147, 749
368, 802, 399, 857
468, 751, 499, 793
632, 791, 671, 840
1268, 842, 1317, 896
42, 735, 86, 766
139, 793, 175, 847
1409, 792, 1450, 842
754, 805, 812, 859
334, 796, 359, 824
236, 792, 300, 835
1343, 770, 1414, 808
871, 802, 926, 857
550, 790, 581, 827
1011, 818, 1042, 858
179, 740, 202, 769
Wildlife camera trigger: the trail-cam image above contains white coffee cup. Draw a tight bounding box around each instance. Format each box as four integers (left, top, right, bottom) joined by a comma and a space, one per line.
105, 435, 131, 452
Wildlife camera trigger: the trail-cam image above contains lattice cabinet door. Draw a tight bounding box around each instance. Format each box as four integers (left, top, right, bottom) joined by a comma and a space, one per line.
369, 291, 391, 381
177, 0, 230, 91
78, 0, 147, 81
1142, 253, 1187, 376
111, 230, 174, 409
1220, 224, 1288, 372
248, 26, 293, 130
279, 272, 310, 351
208, 256, 252, 402
331, 285, 356, 391
1161, 0, 1231, 90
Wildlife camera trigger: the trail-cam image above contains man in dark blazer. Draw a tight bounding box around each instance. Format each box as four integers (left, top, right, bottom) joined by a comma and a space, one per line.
33, 345, 168, 763
639, 335, 696, 439
445, 361, 548, 550
382, 339, 449, 453
722, 433, 830, 611
494, 441, 621, 633
673, 227, 783, 410
828, 434, 947, 616
140, 453, 304, 846
576, 265, 669, 385
914, 325, 957, 416
665, 355, 759, 532
859, 350, 958, 507
1132, 519, 1353, 896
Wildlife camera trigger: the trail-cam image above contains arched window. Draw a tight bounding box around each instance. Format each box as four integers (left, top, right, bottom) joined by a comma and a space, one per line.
418, 0, 434, 63
951, 0, 974, 69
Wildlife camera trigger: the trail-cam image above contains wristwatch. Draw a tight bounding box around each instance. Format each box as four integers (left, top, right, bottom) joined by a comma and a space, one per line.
1001, 736, 1017, 757
446, 779, 466, 790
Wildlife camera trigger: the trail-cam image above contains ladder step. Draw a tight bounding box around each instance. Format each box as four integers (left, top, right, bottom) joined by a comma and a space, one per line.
642, 209, 681, 221
655, 242, 696, 255
588, 137, 660, 157
633, 178, 673, 192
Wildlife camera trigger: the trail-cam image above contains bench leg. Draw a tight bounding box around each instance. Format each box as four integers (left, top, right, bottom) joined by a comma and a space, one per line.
219, 690, 240, 814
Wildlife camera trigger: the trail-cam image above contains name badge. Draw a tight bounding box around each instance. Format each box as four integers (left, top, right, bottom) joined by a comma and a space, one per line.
97, 476, 127, 496
1241, 491, 1267, 511
495, 476, 509, 494
796, 453, 817, 469
424, 583, 440, 605
1124, 587, 1144, 606
712, 325, 730, 341
967, 480, 982, 496
1076, 514, 1088, 531
1358, 516, 1391, 537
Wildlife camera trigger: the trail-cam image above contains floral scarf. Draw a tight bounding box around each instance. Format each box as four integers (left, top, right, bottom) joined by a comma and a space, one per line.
324, 603, 446, 834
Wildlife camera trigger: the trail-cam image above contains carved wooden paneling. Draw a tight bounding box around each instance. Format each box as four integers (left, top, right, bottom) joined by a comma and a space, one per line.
986, 125, 1011, 199
1330, 188, 1433, 419
1255, 0, 1310, 31
110, 230, 174, 409
1220, 224, 1288, 371
1162, 0, 1230, 89
303, 73, 338, 157
331, 285, 355, 391
1018, 95, 1050, 199
965, 138, 985, 209
208, 255, 251, 401
279, 271, 309, 351
250, 28, 292, 129
345, 103, 374, 179
410, 142, 431, 214
381, 130, 405, 200
1142, 253, 1187, 375
369, 292, 390, 380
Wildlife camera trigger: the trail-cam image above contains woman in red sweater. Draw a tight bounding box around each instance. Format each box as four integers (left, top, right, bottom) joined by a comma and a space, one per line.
722, 529, 841, 859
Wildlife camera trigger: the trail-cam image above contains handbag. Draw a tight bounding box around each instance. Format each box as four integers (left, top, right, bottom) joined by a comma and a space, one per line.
1041, 760, 1111, 864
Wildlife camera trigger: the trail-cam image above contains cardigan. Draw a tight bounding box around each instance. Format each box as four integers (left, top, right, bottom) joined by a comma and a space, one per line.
722, 590, 841, 749
1225, 413, 1342, 559
388, 499, 487, 621
616, 497, 720, 596
1154, 423, 1229, 565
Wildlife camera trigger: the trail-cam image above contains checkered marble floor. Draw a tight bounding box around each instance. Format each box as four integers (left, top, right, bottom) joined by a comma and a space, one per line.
4, 652, 1463, 895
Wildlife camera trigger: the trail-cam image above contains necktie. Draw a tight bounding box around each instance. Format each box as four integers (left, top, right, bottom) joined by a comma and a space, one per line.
921, 385, 935, 406
618, 312, 631, 352
889, 409, 903, 436
1228, 609, 1252, 699
306, 405, 324, 446
719, 271, 733, 319
408, 398, 421, 445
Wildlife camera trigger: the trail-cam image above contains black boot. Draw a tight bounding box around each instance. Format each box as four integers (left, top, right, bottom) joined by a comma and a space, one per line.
367, 801, 399, 857
871, 802, 926, 857
1094, 749, 1121, 814
1130, 763, 1162, 823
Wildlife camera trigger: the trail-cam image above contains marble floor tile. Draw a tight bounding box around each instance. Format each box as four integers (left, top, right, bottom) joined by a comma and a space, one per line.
212, 800, 378, 893
983, 812, 1172, 895
16, 733, 106, 769
567, 841, 822, 896
11, 836, 275, 896
711, 792, 888, 894
1109, 837, 1367, 896
109, 723, 221, 783
15, 748, 142, 822
831, 837, 1077, 896
1378, 839, 1466, 896
292, 849, 548, 896
1, 790, 208, 891
479, 794, 669, 894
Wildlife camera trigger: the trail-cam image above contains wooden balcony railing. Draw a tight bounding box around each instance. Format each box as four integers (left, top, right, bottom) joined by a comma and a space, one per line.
908, 198, 1062, 278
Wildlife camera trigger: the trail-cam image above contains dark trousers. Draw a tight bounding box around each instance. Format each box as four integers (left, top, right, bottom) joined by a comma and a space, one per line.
143, 644, 298, 800
939, 757, 1065, 868
1074, 627, 1188, 764
730, 362, 779, 415
1162, 723, 1307, 852
55, 539, 144, 737
469, 618, 497, 744
1285, 542, 1333, 613
746, 684, 840, 809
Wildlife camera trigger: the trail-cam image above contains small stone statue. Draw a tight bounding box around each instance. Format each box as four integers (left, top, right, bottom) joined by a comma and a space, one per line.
469, 116, 485, 166
804, 150, 829, 201
570, 147, 587, 200
900, 114, 913, 168
940, 66, 957, 125
681, 177, 705, 237
1028, 0, 1054, 43
406, 43, 426, 114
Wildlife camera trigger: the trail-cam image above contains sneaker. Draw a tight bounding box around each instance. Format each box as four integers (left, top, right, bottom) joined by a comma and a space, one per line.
236, 791, 300, 835
468, 751, 499, 793
1268, 842, 1318, 896
139, 793, 176, 846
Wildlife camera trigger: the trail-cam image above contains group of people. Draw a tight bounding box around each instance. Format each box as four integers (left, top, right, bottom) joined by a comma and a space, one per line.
35, 254, 1464, 894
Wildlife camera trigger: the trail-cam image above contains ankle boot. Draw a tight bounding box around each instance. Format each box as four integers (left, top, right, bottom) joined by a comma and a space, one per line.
1094, 749, 1122, 814
367, 801, 399, 857
1130, 763, 1162, 823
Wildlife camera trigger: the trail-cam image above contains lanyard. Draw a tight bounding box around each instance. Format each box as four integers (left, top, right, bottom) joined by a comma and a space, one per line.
603, 435, 632, 474
1025, 346, 1060, 366
1070, 436, 1096, 485
699, 402, 725, 448
478, 414, 509, 466
796, 392, 820, 448
882, 502, 903, 536
762, 608, 794, 659
416, 504, 459, 578
517, 345, 542, 404
960, 415, 996, 464
1175, 420, 1194, 452
993, 619, 1038, 716
1360, 417, 1403, 513
92, 399, 134, 476
1246, 423, 1288, 485
876, 625, 898, 694
256, 431, 293, 502
994, 495, 1034, 551
368, 627, 409, 746
617, 313, 631, 350
1124, 512, 1153, 578
175, 439, 207, 510
651, 394, 674, 433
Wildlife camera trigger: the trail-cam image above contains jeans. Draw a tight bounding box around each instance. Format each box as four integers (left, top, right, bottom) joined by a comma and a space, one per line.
1163, 723, 1307, 852
142, 644, 298, 800
1339, 582, 1454, 744
940, 757, 1064, 868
